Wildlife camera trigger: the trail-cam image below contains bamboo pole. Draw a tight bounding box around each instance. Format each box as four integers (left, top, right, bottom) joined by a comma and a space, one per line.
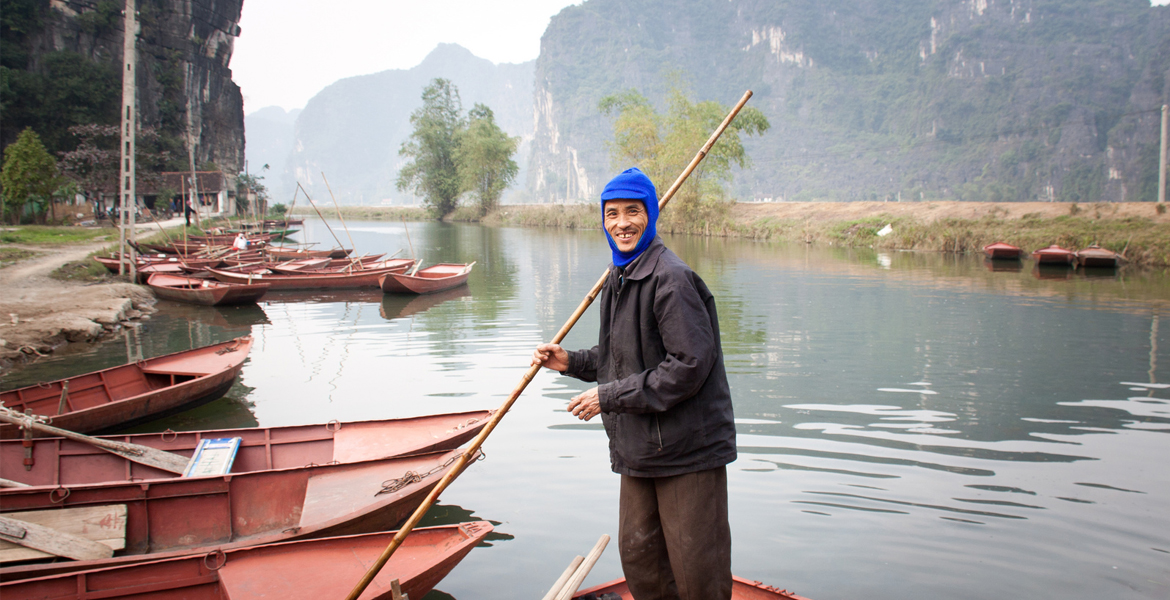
296, 182, 351, 260
342, 89, 754, 600
321, 173, 363, 271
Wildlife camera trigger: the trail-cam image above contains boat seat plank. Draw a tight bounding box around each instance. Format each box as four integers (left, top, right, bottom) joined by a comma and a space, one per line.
0, 505, 126, 563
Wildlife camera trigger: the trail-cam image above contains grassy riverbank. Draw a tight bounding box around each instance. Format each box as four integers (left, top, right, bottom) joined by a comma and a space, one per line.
318, 201, 1170, 266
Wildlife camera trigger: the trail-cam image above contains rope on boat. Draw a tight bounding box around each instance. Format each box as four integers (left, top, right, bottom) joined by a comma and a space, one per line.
375, 453, 474, 497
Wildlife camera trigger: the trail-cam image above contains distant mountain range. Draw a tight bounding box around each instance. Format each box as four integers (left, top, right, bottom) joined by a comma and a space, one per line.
247, 0, 1170, 206
245, 44, 533, 206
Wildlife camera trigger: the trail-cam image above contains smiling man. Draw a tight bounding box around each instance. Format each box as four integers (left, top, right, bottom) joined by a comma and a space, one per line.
532, 167, 737, 600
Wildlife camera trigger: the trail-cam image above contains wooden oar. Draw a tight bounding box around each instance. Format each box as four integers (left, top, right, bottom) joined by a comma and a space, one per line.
542, 555, 585, 600
0, 406, 191, 474
553, 534, 610, 600
342, 89, 754, 600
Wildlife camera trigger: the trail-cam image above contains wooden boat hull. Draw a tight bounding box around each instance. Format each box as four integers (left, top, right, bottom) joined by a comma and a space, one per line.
1032, 245, 1076, 264
0, 337, 253, 439
147, 274, 270, 306
575, 576, 812, 600
982, 242, 1022, 260
1, 410, 491, 487
0, 522, 493, 599
207, 263, 411, 290
0, 447, 479, 581
267, 248, 351, 261
1075, 246, 1121, 268
380, 263, 473, 294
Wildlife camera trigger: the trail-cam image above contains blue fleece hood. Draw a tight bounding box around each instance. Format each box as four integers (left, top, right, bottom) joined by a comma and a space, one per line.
600, 167, 659, 268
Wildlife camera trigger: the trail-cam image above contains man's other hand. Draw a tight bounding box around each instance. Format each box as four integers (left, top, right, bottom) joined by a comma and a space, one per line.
568, 388, 601, 421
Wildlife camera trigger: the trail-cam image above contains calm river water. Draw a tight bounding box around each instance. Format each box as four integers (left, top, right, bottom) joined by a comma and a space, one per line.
4, 219, 1169, 599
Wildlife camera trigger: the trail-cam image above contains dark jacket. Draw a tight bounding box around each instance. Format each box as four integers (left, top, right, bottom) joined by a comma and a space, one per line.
565, 237, 736, 477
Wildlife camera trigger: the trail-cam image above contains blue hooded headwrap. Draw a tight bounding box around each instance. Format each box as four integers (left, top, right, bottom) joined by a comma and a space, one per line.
600, 167, 659, 268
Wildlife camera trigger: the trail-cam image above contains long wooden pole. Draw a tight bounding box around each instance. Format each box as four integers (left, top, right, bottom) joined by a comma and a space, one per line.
296, 182, 350, 258
342, 89, 753, 600
320, 173, 363, 270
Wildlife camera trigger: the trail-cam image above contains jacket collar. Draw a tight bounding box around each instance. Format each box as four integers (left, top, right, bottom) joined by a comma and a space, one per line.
617, 236, 665, 281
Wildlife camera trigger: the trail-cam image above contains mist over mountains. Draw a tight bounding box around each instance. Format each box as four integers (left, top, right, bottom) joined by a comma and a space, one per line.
246, 0, 1170, 206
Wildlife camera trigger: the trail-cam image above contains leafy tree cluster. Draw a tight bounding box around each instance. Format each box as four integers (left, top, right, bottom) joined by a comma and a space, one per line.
599, 87, 769, 229
1, 128, 61, 223
397, 79, 519, 218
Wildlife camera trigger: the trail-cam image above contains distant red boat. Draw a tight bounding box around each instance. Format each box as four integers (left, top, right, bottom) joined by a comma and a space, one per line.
575, 576, 812, 599
1076, 244, 1123, 268
0, 337, 252, 439
147, 273, 270, 306
380, 263, 474, 294
0, 446, 479, 580
0, 522, 493, 598
982, 242, 1022, 260
267, 247, 351, 261
1031, 244, 1076, 265
0, 410, 491, 488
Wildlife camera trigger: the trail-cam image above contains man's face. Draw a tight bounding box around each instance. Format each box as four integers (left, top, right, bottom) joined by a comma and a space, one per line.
604, 199, 648, 253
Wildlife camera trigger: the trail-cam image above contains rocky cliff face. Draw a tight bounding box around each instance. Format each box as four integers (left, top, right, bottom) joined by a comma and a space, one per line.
5, 0, 244, 174
285, 44, 534, 205
530, 0, 1170, 203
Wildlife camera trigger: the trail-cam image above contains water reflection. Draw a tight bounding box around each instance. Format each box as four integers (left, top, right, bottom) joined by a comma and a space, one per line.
380, 287, 472, 320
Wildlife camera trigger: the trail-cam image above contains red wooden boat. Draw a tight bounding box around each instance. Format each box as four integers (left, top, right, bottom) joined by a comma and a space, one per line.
147, 273, 270, 306
0, 446, 479, 580
206, 261, 412, 290
267, 247, 352, 261
275, 256, 404, 275
1075, 244, 1122, 268
0, 522, 493, 597
1031, 244, 1076, 265
575, 576, 812, 600
0, 337, 253, 439
0, 410, 491, 488
380, 263, 474, 295
982, 242, 1022, 260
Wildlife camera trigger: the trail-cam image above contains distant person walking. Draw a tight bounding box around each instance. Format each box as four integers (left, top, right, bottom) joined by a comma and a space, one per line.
184, 201, 194, 226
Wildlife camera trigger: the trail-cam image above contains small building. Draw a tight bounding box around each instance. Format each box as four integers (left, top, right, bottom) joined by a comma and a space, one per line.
145, 171, 238, 217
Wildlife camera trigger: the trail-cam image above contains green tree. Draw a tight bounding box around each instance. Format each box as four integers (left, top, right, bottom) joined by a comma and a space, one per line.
455, 104, 519, 216
600, 87, 769, 229
397, 78, 465, 218
1, 128, 61, 223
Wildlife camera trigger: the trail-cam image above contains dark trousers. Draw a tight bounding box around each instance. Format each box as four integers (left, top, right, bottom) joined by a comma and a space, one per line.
619, 466, 731, 600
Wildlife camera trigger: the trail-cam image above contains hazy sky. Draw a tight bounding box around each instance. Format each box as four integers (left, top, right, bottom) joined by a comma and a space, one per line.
232, 0, 579, 115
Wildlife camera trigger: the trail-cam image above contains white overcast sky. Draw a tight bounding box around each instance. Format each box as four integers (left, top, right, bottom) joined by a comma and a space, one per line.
233, 0, 1170, 114
232, 0, 579, 114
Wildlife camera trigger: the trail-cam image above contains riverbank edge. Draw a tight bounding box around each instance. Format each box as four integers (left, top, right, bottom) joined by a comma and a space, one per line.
306, 201, 1170, 267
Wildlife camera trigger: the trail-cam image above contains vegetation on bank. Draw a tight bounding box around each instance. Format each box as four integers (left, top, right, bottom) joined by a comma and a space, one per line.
0, 247, 39, 267
0, 225, 113, 245
318, 202, 1170, 267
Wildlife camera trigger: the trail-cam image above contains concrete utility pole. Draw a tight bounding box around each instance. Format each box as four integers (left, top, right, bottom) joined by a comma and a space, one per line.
1160, 104, 1168, 205
118, 0, 137, 279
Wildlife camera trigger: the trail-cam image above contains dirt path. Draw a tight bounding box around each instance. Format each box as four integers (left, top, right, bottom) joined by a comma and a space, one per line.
0, 222, 182, 373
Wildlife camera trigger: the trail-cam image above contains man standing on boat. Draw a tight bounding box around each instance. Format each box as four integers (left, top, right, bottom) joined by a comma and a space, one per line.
532, 167, 737, 600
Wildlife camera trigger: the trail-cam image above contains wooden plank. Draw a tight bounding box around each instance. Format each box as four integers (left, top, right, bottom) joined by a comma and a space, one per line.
0, 505, 126, 563
0, 515, 114, 561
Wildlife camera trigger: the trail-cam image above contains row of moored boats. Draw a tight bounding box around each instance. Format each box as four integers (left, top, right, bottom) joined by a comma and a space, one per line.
983, 242, 1125, 267
93, 232, 474, 306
